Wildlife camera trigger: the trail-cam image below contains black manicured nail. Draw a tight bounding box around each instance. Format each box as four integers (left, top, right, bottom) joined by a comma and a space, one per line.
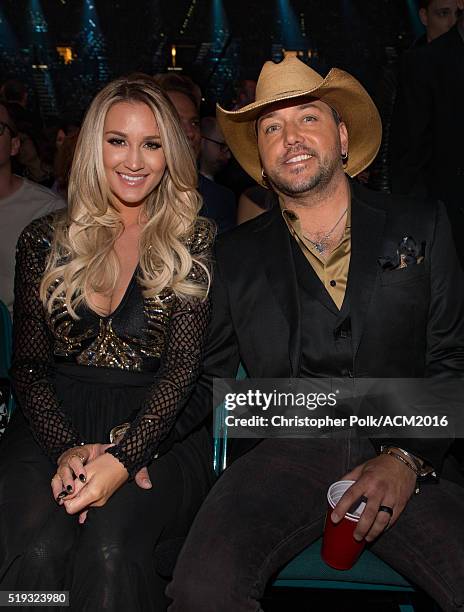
79, 474, 86, 483
66, 485, 73, 492
57, 491, 68, 500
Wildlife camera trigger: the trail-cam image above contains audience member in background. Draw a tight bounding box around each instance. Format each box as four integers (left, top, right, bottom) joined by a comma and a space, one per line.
216, 79, 258, 200
369, 0, 460, 194
0, 79, 42, 143
232, 79, 257, 110
55, 115, 81, 150
199, 117, 231, 181
237, 183, 277, 224
4, 100, 51, 185
52, 130, 80, 199
390, 2, 464, 264
0, 102, 65, 315
0, 74, 215, 611
154, 73, 236, 233
418, 0, 460, 42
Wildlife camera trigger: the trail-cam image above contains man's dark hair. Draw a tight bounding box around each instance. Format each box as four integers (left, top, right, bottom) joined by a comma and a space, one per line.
0, 79, 27, 103
418, 0, 433, 10
331, 107, 341, 125
0, 102, 18, 136
152, 73, 200, 112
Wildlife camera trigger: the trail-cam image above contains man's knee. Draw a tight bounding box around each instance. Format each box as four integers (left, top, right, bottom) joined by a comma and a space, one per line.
167, 548, 259, 612
167, 570, 238, 612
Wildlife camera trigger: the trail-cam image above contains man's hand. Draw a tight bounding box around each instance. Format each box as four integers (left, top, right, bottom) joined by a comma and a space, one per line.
331, 454, 417, 542
135, 467, 152, 489
62, 453, 129, 515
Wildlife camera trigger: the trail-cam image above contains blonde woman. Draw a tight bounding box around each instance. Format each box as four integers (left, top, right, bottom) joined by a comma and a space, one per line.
0, 75, 215, 610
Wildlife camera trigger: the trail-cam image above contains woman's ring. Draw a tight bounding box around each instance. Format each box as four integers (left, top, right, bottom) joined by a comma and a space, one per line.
70, 453, 86, 464
378, 505, 393, 516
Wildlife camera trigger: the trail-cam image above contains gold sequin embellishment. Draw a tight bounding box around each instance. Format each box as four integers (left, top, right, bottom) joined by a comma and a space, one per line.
77, 318, 143, 370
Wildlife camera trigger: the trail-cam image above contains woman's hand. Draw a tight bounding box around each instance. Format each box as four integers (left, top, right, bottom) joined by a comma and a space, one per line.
51, 443, 114, 502
62, 453, 129, 515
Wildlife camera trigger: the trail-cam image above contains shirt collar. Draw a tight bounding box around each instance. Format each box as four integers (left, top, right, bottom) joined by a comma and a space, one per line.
280, 195, 352, 230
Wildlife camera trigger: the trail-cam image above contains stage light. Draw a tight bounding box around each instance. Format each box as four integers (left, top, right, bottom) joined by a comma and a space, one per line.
276, 0, 305, 52
212, 0, 229, 51
81, 0, 109, 82
29, 0, 48, 34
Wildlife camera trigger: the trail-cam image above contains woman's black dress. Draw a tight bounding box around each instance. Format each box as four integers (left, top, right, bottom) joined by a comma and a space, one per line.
0, 214, 215, 610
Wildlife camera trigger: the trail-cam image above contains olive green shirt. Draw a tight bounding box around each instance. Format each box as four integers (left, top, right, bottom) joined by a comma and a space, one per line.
281, 202, 351, 310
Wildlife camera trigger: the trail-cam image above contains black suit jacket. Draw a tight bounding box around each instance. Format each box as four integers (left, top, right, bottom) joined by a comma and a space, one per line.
162, 182, 464, 469
390, 26, 464, 216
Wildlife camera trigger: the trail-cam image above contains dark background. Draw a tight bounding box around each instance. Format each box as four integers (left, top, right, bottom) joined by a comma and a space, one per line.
0, 1, 421, 119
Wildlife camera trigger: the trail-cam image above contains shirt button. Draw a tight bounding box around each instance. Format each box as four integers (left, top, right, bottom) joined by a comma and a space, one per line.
330, 280, 336, 287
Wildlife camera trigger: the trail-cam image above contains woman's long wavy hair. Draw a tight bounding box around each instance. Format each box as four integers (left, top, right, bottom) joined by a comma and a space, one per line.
40, 74, 211, 318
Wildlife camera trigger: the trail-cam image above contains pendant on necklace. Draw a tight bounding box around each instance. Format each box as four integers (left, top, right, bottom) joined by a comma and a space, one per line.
314, 242, 325, 254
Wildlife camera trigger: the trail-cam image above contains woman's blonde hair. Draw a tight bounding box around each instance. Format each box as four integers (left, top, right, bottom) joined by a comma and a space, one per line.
40, 74, 211, 318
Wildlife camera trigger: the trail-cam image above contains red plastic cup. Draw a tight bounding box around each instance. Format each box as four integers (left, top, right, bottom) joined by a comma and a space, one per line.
321, 480, 366, 570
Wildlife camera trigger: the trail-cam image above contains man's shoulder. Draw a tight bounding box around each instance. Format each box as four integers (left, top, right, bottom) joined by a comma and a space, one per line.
21, 179, 66, 209
215, 207, 277, 252
9, 179, 66, 223
402, 26, 462, 71
199, 174, 235, 202
428, 25, 463, 55
354, 182, 438, 220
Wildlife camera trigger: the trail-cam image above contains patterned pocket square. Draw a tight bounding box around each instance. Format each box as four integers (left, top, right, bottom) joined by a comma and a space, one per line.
378, 236, 426, 271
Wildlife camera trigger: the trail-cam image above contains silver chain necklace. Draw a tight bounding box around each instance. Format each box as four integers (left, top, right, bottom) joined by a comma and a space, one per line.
302, 207, 348, 254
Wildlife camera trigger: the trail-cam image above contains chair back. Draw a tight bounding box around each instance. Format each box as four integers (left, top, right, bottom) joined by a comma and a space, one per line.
213, 362, 247, 474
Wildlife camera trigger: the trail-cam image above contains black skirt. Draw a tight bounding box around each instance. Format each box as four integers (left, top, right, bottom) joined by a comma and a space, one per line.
0, 363, 214, 611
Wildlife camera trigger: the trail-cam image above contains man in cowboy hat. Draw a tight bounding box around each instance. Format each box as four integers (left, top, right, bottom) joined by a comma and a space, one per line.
165, 54, 464, 611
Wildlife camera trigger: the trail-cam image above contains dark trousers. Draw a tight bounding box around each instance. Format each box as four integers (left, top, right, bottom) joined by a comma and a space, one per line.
167, 438, 464, 612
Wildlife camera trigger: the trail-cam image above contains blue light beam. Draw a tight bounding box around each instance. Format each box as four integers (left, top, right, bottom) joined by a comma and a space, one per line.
276, 0, 305, 50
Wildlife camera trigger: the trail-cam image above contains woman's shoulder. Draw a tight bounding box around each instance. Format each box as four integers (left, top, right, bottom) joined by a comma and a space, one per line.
185, 217, 216, 256
17, 210, 66, 253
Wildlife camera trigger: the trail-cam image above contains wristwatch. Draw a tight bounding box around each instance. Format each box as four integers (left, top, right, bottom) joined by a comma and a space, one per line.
380, 445, 437, 493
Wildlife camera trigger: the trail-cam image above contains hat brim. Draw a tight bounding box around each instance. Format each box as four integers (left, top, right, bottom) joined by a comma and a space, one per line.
217, 68, 382, 185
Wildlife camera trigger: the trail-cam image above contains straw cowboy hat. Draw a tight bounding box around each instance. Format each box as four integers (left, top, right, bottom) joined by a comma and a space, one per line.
216, 54, 382, 185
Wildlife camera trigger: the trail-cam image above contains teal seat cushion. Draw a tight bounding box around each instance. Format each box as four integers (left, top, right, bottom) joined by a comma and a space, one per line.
0, 300, 14, 418
0, 301, 12, 379
274, 538, 414, 591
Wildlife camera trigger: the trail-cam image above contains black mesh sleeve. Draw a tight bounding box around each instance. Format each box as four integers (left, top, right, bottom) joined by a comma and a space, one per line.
10, 217, 84, 462
106, 220, 214, 478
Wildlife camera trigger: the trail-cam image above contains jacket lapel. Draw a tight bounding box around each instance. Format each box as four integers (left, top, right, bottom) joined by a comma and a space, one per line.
346, 188, 386, 356
257, 207, 301, 376
290, 237, 339, 315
